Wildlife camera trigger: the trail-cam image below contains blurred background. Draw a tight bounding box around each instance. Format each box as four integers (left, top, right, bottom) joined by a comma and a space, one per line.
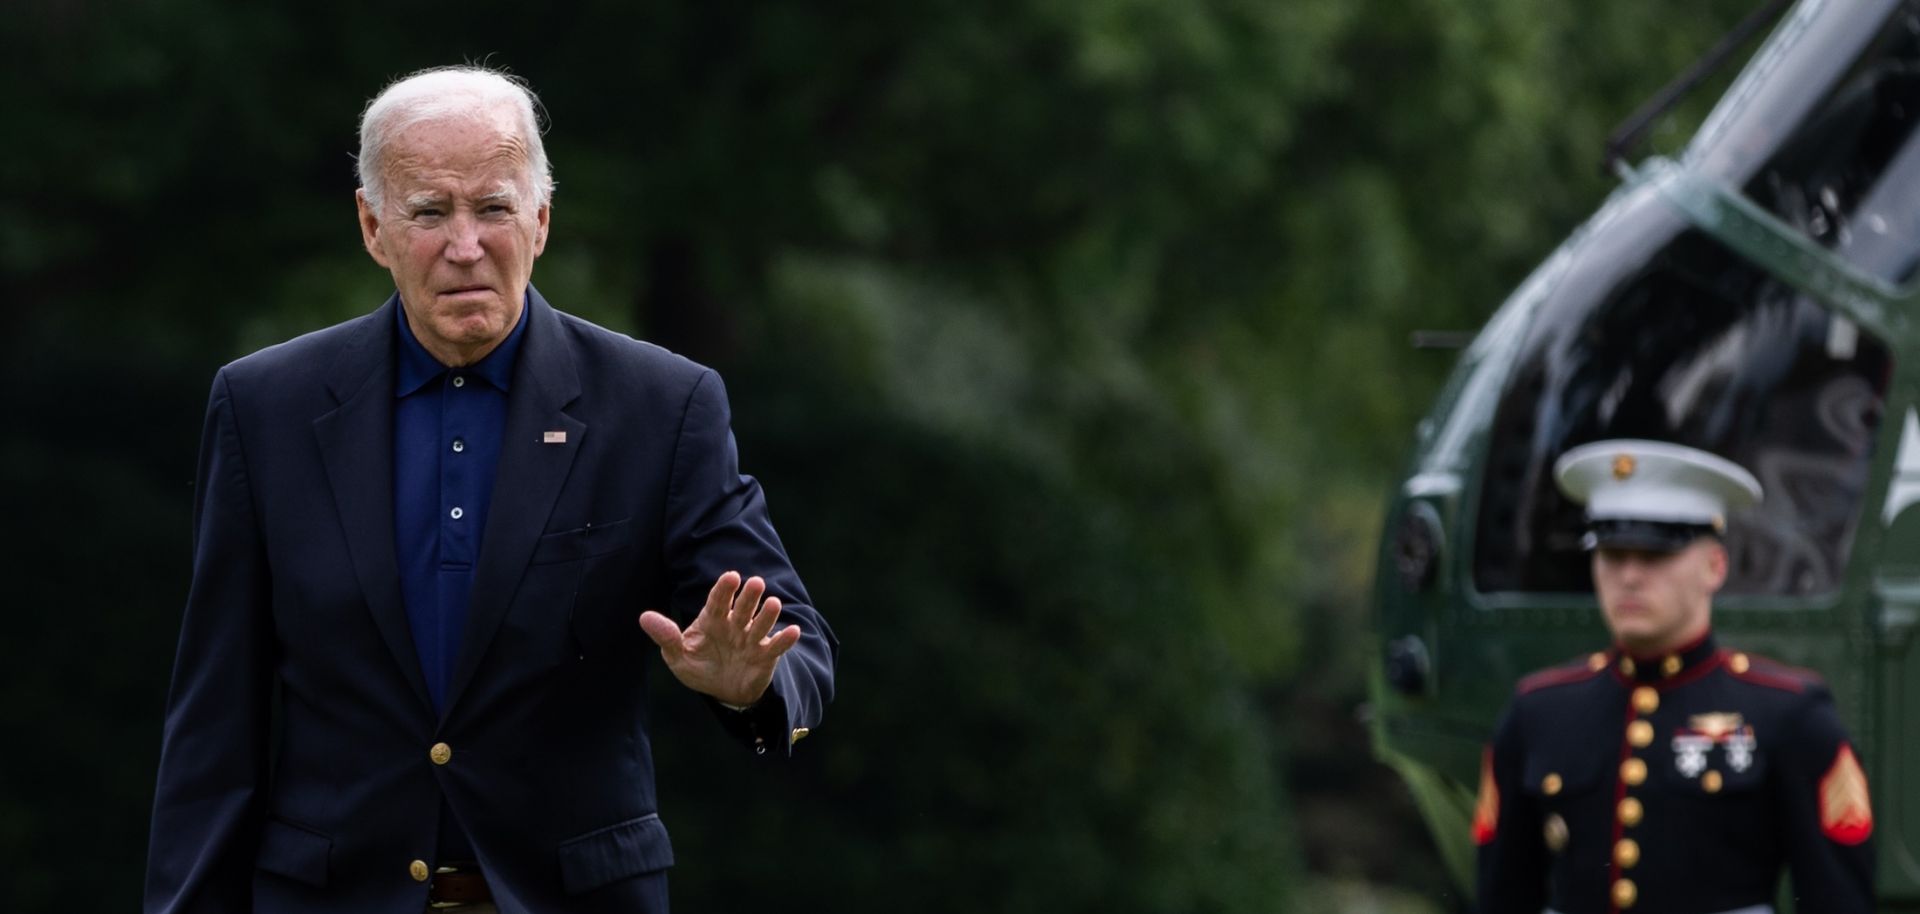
2, 0, 1760, 909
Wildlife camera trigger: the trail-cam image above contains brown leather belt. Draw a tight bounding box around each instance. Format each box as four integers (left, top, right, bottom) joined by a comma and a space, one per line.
428, 863, 492, 907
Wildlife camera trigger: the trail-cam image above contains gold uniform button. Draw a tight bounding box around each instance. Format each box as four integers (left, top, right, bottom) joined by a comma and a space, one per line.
1613, 877, 1638, 908
1620, 657, 1637, 677
1621, 757, 1648, 786
1619, 796, 1644, 826
1542, 773, 1563, 796
1615, 837, 1640, 869
1703, 770, 1724, 793
1661, 655, 1682, 677
1632, 686, 1659, 715
1588, 652, 1608, 672
1627, 720, 1653, 748
1730, 653, 1751, 674
409, 859, 430, 882
429, 742, 452, 766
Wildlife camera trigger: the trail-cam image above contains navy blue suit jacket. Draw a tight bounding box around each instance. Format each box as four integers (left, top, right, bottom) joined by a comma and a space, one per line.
145, 289, 836, 913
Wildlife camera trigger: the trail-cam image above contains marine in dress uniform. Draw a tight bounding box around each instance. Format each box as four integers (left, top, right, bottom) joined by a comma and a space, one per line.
1474, 440, 1875, 914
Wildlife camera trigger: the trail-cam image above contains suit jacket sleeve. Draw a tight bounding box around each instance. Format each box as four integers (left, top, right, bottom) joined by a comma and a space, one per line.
663, 369, 837, 755
1779, 687, 1875, 914
1476, 702, 1548, 914
145, 369, 276, 913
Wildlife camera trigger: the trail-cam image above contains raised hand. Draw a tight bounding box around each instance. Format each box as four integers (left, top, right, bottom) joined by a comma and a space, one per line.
638, 571, 802, 707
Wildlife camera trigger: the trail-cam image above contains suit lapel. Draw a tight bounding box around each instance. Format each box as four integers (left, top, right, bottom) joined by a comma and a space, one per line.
313, 296, 435, 710
442, 288, 584, 719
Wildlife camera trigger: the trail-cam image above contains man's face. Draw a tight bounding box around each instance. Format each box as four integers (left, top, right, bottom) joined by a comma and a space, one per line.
1591, 538, 1727, 654
356, 110, 549, 366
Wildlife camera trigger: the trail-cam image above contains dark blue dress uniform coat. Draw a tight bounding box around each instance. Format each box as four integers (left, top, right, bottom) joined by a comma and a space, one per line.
1474, 634, 1873, 914
144, 289, 837, 913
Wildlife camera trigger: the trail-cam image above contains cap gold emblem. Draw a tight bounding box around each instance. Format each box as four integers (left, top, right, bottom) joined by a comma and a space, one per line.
1612, 454, 1637, 480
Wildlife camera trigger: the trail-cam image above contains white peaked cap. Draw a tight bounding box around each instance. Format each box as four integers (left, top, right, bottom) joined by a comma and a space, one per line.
1553, 439, 1762, 530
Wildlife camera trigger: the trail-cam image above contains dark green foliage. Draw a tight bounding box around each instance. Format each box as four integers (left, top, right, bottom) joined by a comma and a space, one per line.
1, 0, 1760, 908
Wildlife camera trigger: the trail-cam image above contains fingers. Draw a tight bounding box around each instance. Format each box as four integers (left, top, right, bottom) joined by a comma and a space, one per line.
728, 575, 766, 628
637, 610, 685, 655
746, 596, 783, 641
703, 570, 743, 623
764, 623, 803, 657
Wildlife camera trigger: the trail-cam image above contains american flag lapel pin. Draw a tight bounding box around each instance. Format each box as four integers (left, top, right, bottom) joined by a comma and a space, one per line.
543, 430, 568, 444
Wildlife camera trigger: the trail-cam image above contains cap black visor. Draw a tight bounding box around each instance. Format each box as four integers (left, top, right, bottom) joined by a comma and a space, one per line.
1581, 519, 1716, 553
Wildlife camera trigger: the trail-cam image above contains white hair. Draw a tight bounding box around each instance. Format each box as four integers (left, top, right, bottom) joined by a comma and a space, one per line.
356, 65, 554, 212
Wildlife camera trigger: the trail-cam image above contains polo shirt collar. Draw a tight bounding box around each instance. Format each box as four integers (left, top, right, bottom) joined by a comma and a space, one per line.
393, 295, 530, 396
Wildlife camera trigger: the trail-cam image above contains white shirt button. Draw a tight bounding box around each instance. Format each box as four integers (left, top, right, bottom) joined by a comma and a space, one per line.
450, 507, 464, 520
452, 375, 466, 388
451, 439, 465, 453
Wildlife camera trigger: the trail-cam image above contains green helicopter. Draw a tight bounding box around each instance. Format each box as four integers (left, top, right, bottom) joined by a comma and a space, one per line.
1370, 0, 1920, 908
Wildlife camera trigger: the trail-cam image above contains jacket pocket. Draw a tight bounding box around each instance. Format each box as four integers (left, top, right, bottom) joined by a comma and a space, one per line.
531, 517, 636, 566
557, 813, 675, 893
255, 817, 331, 887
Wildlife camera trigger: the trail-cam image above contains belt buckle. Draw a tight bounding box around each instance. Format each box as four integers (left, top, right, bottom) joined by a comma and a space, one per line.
428, 864, 483, 910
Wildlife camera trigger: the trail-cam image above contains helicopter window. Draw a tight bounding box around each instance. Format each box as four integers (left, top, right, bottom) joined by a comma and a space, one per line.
1716, 5, 1920, 283
1473, 228, 1891, 597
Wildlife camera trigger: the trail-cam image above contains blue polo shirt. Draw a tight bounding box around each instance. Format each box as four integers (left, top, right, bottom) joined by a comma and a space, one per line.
393, 301, 527, 713
394, 301, 527, 863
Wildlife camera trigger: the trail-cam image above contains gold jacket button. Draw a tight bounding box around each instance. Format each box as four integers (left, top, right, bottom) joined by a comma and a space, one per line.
430, 742, 453, 766
1661, 655, 1682, 677
1703, 770, 1724, 793
1729, 653, 1751, 674
1542, 773, 1563, 796
1620, 657, 1637, 677
1627, 720, 1653, 748
1613, 877, 1638, 908
1621, 757, 1647, 786
409, 859, 430, 882
1615, 837, 1641, 869
1588, 652, 1608, 672
1632, 686, 1659, 715
1619, 796, 1644, 827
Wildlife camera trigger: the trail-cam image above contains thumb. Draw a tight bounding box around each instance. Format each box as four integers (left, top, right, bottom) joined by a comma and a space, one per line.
638, 610, 684, 653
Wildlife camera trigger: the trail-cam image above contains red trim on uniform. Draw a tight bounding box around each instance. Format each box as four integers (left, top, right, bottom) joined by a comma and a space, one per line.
1648, 649, 1725, 691
1472, 746, 1499, 846
1727, 654, 1816, 694
1519, 659, 1604, 695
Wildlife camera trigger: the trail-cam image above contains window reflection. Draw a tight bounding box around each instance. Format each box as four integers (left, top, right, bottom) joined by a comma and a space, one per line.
1474, 230, 1890, 597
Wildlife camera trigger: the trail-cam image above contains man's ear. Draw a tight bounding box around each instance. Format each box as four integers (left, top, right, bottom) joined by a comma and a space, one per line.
356, 189, 390, 269
1702, 539, 1730, 593
532, 202, 551, 257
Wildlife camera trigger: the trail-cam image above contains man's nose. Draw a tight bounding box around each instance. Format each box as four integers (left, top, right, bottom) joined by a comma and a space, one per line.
443, 212, 484, 263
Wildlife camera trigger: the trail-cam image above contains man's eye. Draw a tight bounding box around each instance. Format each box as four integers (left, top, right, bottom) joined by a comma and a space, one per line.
414, 208, 444, 219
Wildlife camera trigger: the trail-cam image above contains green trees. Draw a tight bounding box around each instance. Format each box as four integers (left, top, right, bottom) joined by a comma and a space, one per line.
2, 0, 1758, 909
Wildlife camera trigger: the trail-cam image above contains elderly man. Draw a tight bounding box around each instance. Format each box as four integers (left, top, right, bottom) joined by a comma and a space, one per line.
1473, 440, 1872, 914
144, 66, 836, 914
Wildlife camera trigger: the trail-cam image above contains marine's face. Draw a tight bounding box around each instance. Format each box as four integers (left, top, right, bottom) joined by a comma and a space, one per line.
357, 110, 549, 367
1592, 538, 1727, 654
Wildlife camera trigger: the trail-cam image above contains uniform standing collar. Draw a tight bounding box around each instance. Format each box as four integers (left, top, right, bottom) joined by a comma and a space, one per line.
1611, 631, 1718, 684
